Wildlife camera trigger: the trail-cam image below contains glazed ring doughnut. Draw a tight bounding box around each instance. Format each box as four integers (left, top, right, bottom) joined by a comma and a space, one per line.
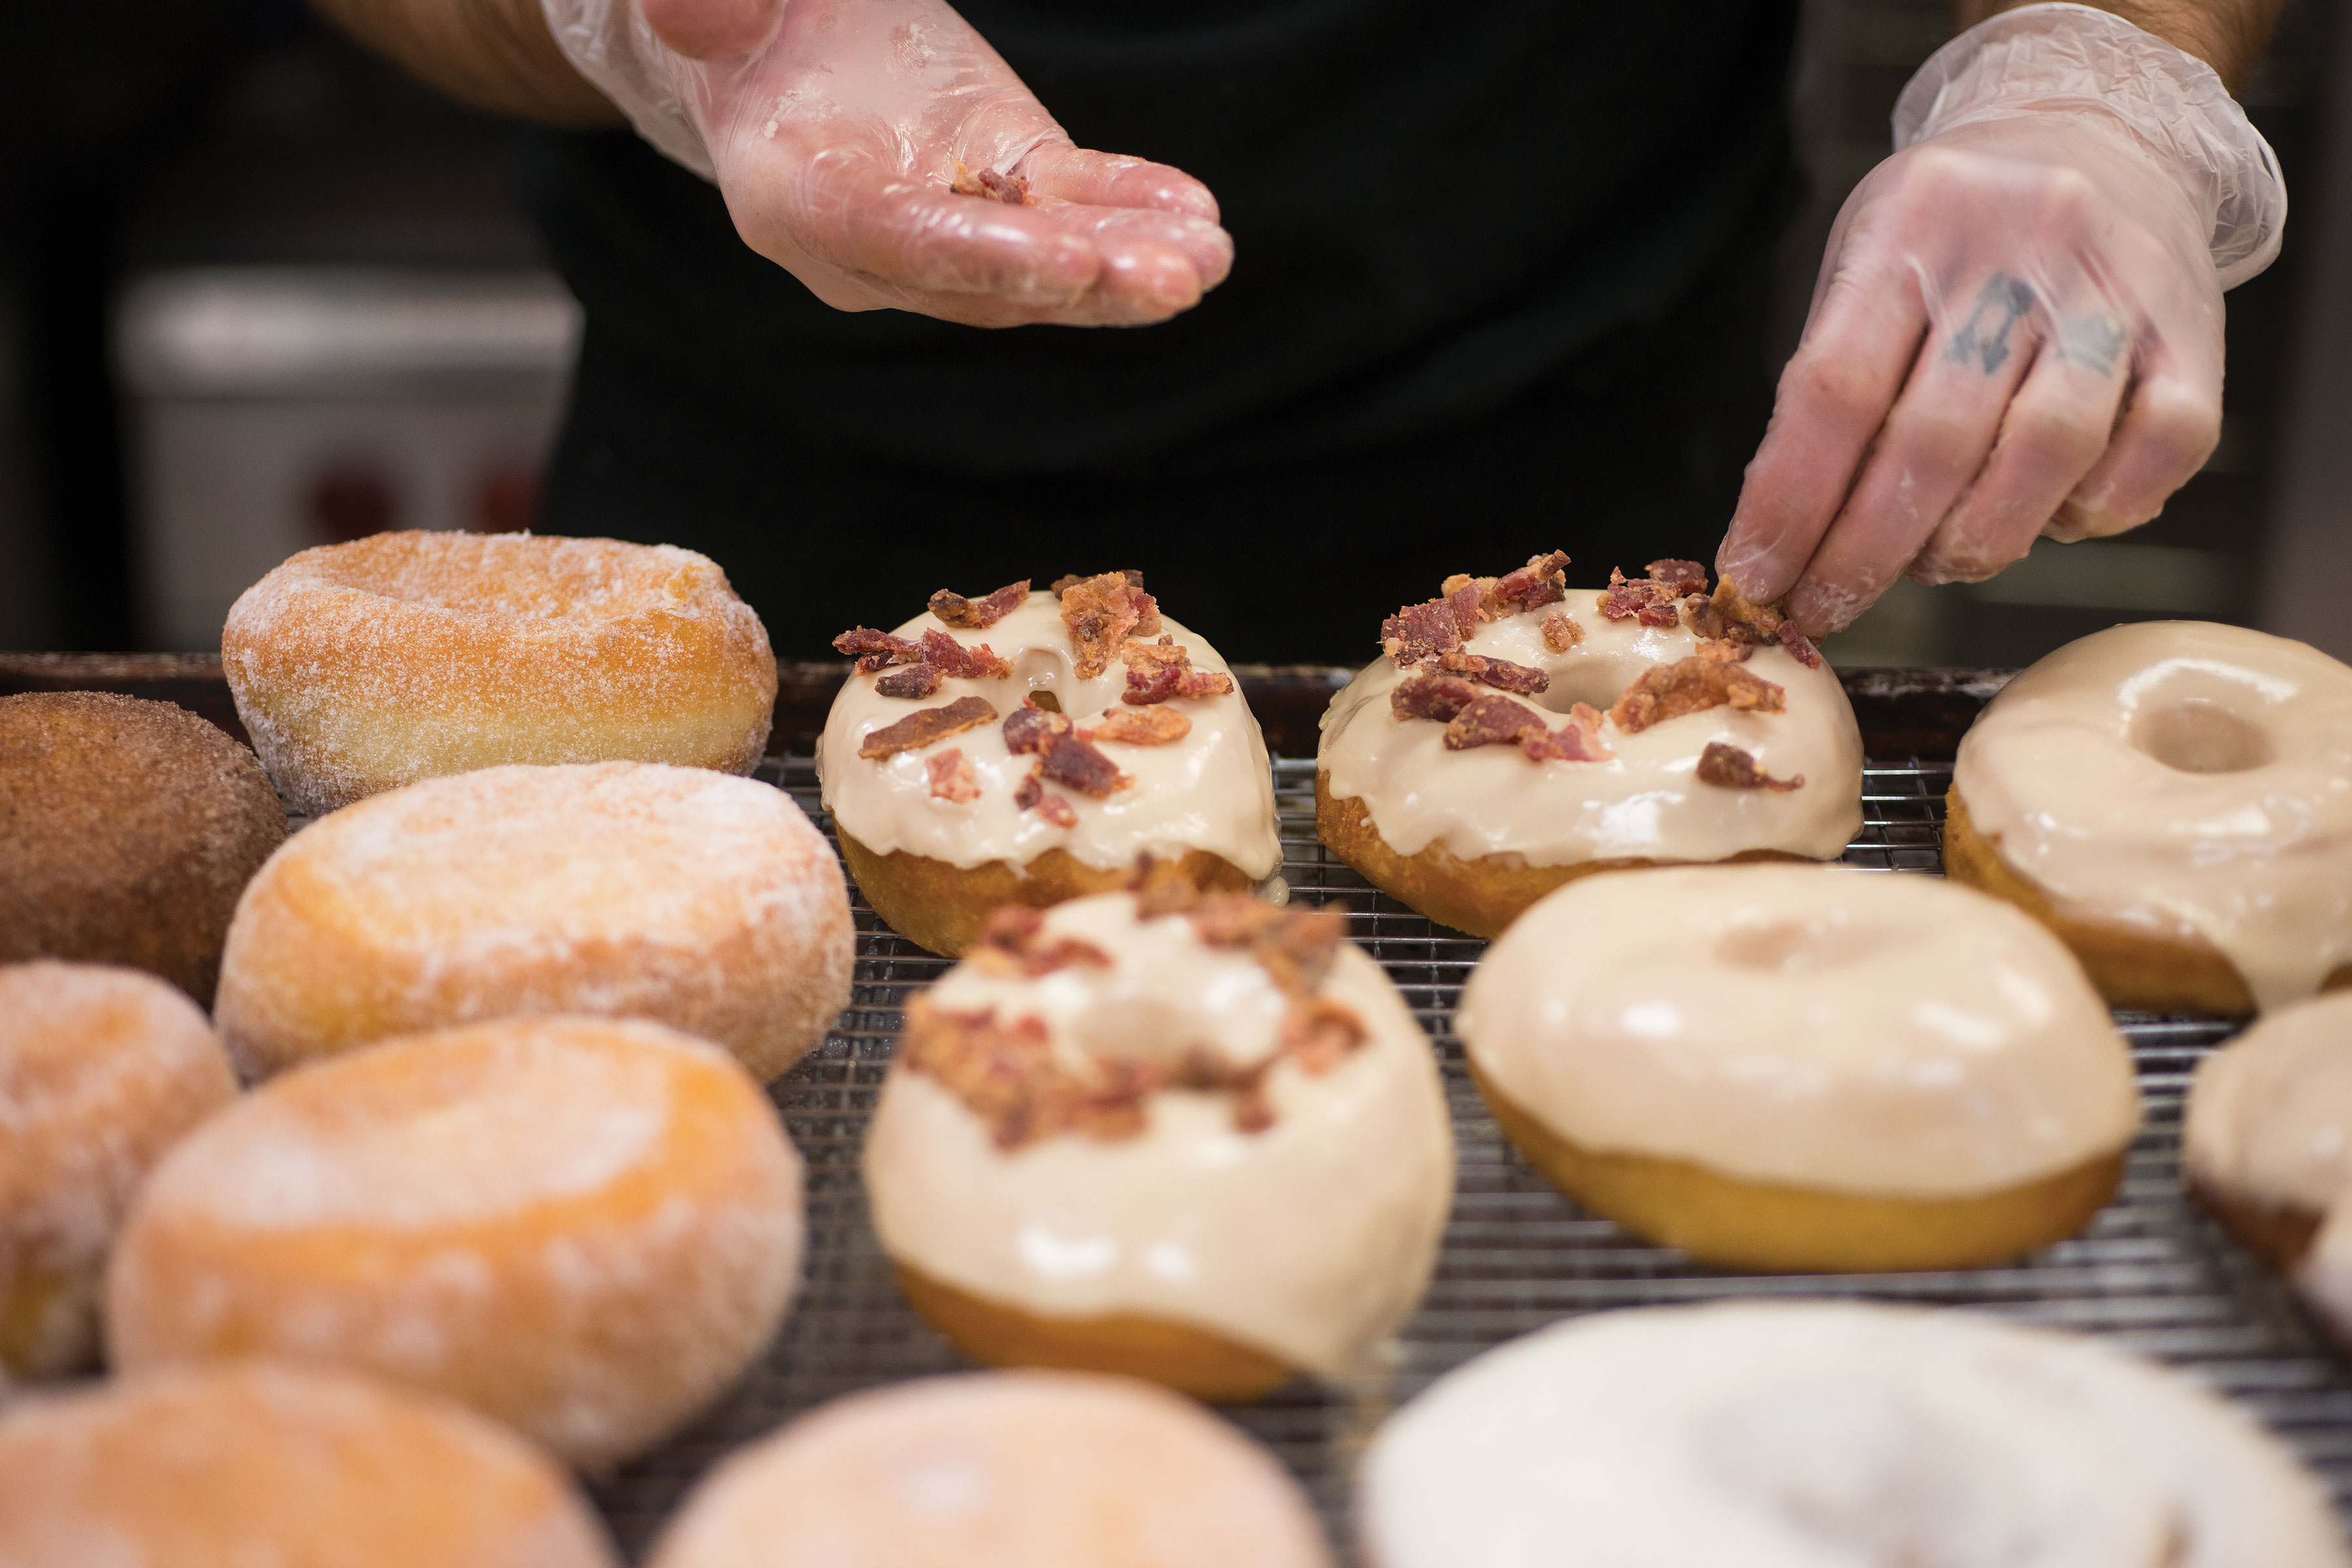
1458, 864, 2139, 1271
1317, 555, 1863, 938
821, 574, 1280, 956
223, 530, 777, 813
1948, 620, 2352, 1015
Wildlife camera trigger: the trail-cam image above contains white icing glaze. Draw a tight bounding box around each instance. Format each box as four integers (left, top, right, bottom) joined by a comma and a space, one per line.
1358, 1301, 2349, 1568
1953, 621, 2352, 1010
817, 598, 1280, 876
863, 892, 1452, 1375
2186, 992, 2352, 1215
1316, 592, 1862, 866
1457, 865, 2140, 1196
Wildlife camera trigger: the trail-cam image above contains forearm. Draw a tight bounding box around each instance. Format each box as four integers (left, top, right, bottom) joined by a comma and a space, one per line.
309, 0, 621, 125
1955, 0, 2285, 90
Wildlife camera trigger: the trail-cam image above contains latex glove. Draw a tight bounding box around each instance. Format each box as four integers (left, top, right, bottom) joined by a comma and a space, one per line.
1718, 3, 2285, 637
545, 0, 1233, 326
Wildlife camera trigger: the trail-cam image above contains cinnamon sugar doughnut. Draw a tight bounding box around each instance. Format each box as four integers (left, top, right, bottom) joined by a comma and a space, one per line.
106, 1016, 805, 1467
1, 960, 237, 1380
648, 1370, 1333, 1568
215, 762, 852, 1083
0, 1360, 617, 1567
1, 691, 286, 1004
223, 531, 777, 813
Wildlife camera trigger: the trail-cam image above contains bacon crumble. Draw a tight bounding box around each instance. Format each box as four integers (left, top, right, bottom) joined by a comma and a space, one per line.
1646, 559, 1709, 597
951, 164, 1032, 204
1597, 567, 1683, 628
1445, 693, 1546, 751
1520, 703, 1610, 762
1394, 672, 1609, 762
1088, 706, 1192, 745
1037, 731, 1129, 798
928, 581, 1030, 629
1541, 610, 1582, 653
1390, 672, 1482, 724
1696, 741, 1805, 792
832, 627, 924, 673
1437, 649, 1549, 696
1058, 572, 1162, 679
968, 906, 1112, 977
859, 694, 999, 759
876, 663, 943, 699
1491, 550, 1571, 614
1120, 636, 1233, 704
1002, 697, 1070, 757
925, 748, 982, 803
1607, 659, 1785, 734
919, 628, 1011, 679
1777, 619, 1825, 670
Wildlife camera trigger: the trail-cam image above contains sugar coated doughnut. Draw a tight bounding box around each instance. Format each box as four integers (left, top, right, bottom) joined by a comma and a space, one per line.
1, 691, 286, 1004
647, 1370, 1332, 1568
223, 530, 777, 813
1458, 865, 2139, 1271
1950, 620, 2352, 1013
864, 889, 1451, 1398
215, 761, 852, 1083
0, 1360, 617, 1568
1358, 1301, 2349, 1567
1, 960, 237, 1380
106, 1015, 805, 1467
820, 573, 1279, 956
1318, 556, 1862, 938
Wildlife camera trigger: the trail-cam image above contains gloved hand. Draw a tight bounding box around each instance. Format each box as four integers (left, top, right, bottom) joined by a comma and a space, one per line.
545, 0, 1233, 325
1717, 2, 2285, 637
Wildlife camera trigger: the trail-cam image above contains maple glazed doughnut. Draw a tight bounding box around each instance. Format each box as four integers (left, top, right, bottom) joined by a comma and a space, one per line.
1, 961, 237, 1381
1358, 1301, 2351, 1568
1, 691, 286, 1005
223, 530, 777, 814
106, 1015, 806, 1467
864, 889, 1452, 1399
1458, 865, 2140, 1271
215, 761, 852, 1083
1317, 554, 1863, 938
647, 1370, 1333, 1568
1948, 620, 2352, 1014
820, 573, 1279, 956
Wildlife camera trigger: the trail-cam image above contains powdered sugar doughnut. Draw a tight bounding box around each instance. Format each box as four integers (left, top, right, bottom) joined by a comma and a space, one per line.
647, 1370, 1333, 1568
0, 1360, 617, 1567
1, 960, 237, 1380
106, 1016, 804, 1467
215, 762, 852, 1083
223, 531, 777, 813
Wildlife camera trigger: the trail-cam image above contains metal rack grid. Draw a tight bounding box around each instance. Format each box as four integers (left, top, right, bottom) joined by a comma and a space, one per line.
585, 753, 2352, 1558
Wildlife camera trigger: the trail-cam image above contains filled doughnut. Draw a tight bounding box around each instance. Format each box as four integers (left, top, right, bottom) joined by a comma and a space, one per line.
1948, 620, 2352, 1014
1, 960, 237, 1380
1458, 864, 2139, 1271
106, 1015, 805, 1467
863, 889, 1452, 1399
1317, 555, 1863, 938
223, 530, 777, 813
1358, 1301, 2349, 1567
215, 761, 853, 1083
0, 1360, 617, 1567
647, 1370, 1332, 1568
1, 691, 286, 1004
820, 573, 1279, 956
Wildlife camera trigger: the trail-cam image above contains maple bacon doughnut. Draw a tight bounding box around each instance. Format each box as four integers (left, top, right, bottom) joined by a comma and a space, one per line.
821, 574, 1279, 956
223, 531, 777, 813
1948, 620, 2352, 1014
1318, 555, 1862, 938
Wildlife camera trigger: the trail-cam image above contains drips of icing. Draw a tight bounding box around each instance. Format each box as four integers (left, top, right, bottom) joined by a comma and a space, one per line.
818, 599, 1279, 876
1953, 621, 2352, 1010
1457, 866, 2140, 1196
1358, 1302, 2349, 1568
1318, 591, 1861, 866
2186, 992, 2352, 1215
863, 892, 1452, 1375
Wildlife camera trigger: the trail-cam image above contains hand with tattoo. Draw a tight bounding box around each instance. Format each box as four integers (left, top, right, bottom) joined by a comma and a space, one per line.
552, 0, 1232, 325
1717, 5, 2285, 637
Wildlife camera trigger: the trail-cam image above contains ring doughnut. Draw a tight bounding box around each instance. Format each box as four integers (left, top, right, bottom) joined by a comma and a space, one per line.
223, 531, 777, 813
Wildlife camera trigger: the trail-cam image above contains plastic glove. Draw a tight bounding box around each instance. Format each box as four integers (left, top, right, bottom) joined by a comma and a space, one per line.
545, 0, 1233, 326
1718, 3, 2286, 637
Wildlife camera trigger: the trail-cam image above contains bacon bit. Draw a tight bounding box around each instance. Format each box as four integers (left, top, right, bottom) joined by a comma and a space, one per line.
1685, 577, 1793, 649
1696, 741, 1804, 792
926, 747, 981, 802
1282, 997, 1367, 1074
1129, 864, 1202, 919
1607, 659, 1786, 734
969, 906, 1112, 977
859, 694, 999, 759
1036, 792, 1080, 826
1647, 559, 1709, 597
877, 663, 944, 699
1060, 573, 1162, 679
1002, 697, 1071, 756
1120, 636, 1233, 704
951, 163, 1032, 204
1438, 649, 1549, 696
1380, 596, 1463, 665
1521, 703, 1611, 762
1694, 638, 1755, 664
1444, 693, 1546, 751
917, 628, 1011, 679
1037, 730, 1130, 798
834, 627, 924, 673
1013, 774, 1043, 811
1052, 569, 1145, 595
899, 1000, 1156, 1150
1541, 610, 1582, 652
1777, 620, 1825, 670
1189, 895, 1347, 997
1492, 550, 1571, 614
1089, 706, 1192, 745
928, 580, 1030, 629
1597, 567, 1681, 628
1391, 671, 1483, 724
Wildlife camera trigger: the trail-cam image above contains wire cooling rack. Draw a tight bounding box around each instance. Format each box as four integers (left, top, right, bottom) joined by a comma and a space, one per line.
585, 753, 2352, 1558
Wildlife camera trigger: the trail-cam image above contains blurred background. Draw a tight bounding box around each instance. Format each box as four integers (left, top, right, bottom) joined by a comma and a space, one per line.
0, 0, 2344, 662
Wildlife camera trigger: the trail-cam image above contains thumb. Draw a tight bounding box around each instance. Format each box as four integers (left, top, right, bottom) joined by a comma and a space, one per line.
642, 0, 781, 60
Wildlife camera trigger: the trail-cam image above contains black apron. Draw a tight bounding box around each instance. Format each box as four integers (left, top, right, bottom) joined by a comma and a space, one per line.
516, 0, 1800, 659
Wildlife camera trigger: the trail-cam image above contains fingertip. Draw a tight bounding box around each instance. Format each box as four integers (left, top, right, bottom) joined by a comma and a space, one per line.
642, 0, 778, 59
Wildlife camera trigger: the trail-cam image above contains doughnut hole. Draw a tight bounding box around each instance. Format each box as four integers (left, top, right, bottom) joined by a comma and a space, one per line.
1527, 664, 1628, 717
2130, 700, 2276, 775
1715, 913, 1897, 975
